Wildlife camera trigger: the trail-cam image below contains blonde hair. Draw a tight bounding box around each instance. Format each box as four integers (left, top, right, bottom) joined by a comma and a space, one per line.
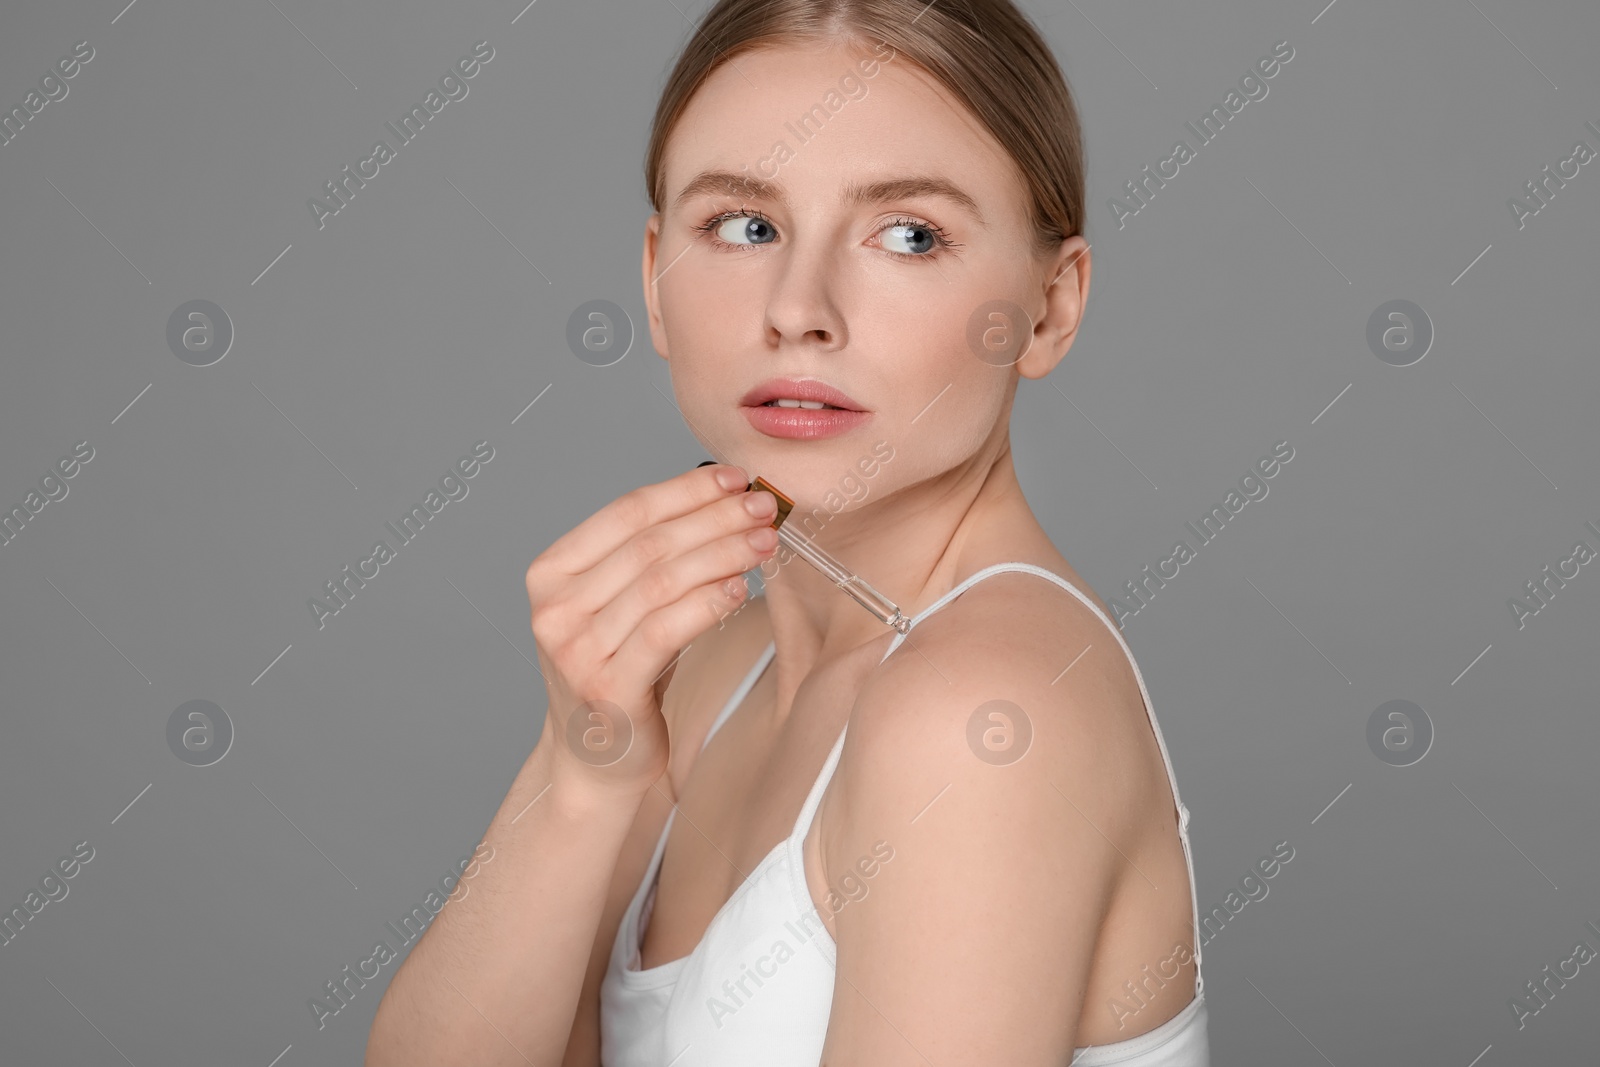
643, 0, 1086, 257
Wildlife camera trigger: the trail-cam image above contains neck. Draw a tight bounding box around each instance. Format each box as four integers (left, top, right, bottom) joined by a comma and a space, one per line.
756, 435, 1041, 727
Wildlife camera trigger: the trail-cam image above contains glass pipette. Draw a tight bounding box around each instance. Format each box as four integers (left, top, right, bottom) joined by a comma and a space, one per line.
745, 473, 912, 635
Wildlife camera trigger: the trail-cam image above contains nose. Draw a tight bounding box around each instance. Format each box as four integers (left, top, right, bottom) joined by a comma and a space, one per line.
763, 240, 846, 351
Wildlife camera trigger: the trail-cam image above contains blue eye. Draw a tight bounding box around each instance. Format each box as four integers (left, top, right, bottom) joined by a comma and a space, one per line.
714, 214, 777, 246
880, 221, 938, 257
691, 210, 957, 261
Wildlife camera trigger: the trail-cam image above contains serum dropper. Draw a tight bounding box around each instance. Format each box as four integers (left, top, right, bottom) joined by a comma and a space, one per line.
698, 460, 911, 634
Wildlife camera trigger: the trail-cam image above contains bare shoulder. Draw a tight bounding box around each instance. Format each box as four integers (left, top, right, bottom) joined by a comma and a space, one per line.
836, 567, 1167, 856
814, 571, 1177, 1058
872, 568, 1153, 737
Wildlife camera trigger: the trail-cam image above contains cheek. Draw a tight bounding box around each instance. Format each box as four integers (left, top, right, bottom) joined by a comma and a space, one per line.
656, 267, 722, 345
847, 293, 1006, 458
886, 360, 1006, 466
658, 278, 741, 390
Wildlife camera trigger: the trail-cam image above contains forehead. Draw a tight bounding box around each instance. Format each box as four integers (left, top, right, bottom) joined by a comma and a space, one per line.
660, 38, 1024, 217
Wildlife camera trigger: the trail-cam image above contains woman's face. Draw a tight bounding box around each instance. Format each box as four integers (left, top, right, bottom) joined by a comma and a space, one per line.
643, 37, 1086, 508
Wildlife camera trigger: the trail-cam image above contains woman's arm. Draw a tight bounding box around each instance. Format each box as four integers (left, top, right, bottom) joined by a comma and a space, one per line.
815, 578, 1160, 1064
366, 463, 778, 1064
364, 730, 650, 1067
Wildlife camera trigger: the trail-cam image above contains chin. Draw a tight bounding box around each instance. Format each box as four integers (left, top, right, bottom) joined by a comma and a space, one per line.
747, 441, 898, 518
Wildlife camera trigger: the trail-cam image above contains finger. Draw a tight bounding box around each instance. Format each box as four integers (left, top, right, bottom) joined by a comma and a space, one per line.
571, 487, 775, 620
536, 463, 748, 579
610, 565, 765, 695
589, 516, 777, 657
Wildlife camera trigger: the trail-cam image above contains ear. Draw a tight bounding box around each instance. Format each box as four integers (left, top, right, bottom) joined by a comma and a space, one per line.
641, 213, 671, 361
1018, 236, 1091, 380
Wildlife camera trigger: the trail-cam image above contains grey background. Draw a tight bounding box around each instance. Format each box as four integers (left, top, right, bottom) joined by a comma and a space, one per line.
2, 0, 1597, 1063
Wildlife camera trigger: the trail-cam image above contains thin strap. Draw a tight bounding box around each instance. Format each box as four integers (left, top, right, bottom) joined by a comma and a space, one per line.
740, 564, 1203, 998
872, 561, 1205, 997
789, 709, 852, 844
699, 639, 777, 754
627, 640, 780, 964
792, 562, 1107, 842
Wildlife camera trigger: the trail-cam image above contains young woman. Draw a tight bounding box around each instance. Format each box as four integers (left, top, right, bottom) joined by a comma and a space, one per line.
367, 1, 1208, 1064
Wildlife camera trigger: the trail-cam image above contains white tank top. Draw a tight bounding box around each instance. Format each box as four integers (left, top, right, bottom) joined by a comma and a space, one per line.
599, 562, 1209, 1065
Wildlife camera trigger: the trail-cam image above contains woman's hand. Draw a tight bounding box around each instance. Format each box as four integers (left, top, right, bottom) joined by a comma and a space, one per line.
527, 463, 779, 802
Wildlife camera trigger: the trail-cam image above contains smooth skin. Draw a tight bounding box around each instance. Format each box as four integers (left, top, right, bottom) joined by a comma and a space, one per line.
366, 33, 1198, 1067
634, 35, 1199, 1065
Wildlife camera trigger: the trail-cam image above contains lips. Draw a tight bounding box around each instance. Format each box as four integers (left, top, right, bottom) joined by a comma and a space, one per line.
740, 377, 865, 412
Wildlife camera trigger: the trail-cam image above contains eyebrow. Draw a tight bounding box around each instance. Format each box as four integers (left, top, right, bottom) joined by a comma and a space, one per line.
672, 170, 986, 226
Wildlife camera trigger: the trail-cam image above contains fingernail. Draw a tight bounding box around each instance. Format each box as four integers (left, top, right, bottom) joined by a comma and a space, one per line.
715, 466, 747, 492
